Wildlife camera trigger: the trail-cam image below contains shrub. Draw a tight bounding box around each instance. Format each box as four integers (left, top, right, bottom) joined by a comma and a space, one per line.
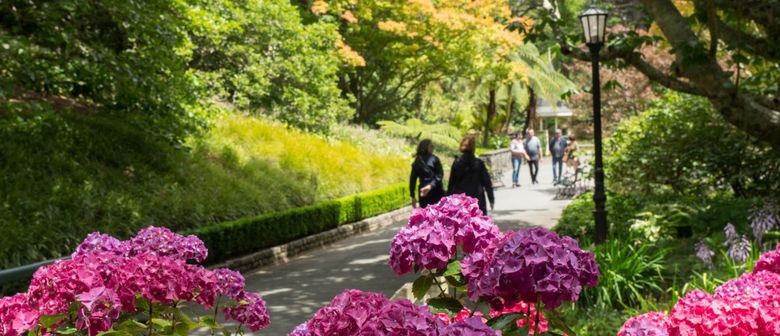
605, 92, 780, 199
553, 192, 645, 243
189, 183, 408, 263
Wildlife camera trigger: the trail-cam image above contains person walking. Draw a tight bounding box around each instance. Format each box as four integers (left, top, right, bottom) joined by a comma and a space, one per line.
549, 129, 567, 185
409, 139, 445, 208
510, 132, 530, 187
448, 136, 495, 215
524, 129, 542, 184
563, 135, 580, 179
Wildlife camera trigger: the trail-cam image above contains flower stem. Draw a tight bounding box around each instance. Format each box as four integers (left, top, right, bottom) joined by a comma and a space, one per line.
534, 298, 541, 335
433, 277, 447, 298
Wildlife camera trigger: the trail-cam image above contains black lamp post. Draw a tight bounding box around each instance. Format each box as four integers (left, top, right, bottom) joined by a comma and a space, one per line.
579, 7, 609, 244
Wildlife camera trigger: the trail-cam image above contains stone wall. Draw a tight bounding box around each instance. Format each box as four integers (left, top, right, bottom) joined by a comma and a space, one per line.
479, 148, 511, 188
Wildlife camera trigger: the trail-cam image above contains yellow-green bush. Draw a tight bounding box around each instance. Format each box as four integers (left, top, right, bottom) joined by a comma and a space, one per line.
198, 114, 408, 200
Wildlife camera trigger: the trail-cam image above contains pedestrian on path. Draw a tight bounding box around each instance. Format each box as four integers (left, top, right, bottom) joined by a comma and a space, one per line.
409, 139, 445, 208
510, 132, 530, 187
524, 129, 542, 184
448, 136, 494, 215
549, 129, 567, 184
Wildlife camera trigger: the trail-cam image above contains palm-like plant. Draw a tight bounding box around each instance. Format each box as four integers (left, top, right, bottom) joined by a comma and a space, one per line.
472, 43, 576, 145
377, 118, 461, 149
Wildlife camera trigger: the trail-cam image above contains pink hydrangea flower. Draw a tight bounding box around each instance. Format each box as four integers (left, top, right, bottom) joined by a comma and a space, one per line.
0, 293, 39, 336
618, 312, 670, 336
669, 290, 758, 336
223, 292, 270, 332
754, 243, 780, 274
462, 227, 599, 309
389, 195, 499, 275
294, 289, 445, 335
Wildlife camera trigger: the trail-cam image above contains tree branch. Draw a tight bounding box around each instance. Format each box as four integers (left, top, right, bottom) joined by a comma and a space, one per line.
564, 45, 707, 96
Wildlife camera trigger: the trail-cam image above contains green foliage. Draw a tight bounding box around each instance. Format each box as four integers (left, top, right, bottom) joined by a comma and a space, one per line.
0, 0, 201, 142
560, 304, 630, 336
187, 0, 351, 133
580, 238, 667, 309
188, 183, 408, 263
378, 118, 462, 150
0, 107, 406, 270
553, 192, 645, 244
605, 92, 780, 198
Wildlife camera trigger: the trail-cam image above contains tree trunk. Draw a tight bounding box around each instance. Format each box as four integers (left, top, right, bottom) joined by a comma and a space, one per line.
502, 83, 514, 133
522, 88, 537, 134
483, 89, 497, 147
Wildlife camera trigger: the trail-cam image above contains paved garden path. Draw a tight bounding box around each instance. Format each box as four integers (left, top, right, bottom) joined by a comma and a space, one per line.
238, 160, 571, 335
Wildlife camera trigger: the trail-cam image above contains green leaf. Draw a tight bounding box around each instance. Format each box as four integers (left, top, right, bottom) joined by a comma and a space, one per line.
57, 327, 79, 335
151, 318, 173, 329
97, 331, 133, 336
114, 319, 148, 334
444, 274, 466, 287
426, 297, 463, 315
487, 313, 523, 330
412, 275, 434, 301
39, 314, 66, 328
443, 260, 461, 277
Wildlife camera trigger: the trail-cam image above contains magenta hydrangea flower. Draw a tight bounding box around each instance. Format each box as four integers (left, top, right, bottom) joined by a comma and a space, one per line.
214, 268, 246, 300
294, 289, 445, 335
389, 195, 500, 275
289, 323, 310, 336
442, 316, 501, 336
754, 243, 780, 274
0, 294, 39, 336
462, 227, 599, 309
72, 232, 127, 258
223, 292, 271, 332
23, 228, 268, 335
617, 312, 670, 336
127, 226, 208, 262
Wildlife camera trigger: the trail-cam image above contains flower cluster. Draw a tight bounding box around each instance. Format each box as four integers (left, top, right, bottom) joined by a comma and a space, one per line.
754, 243, 780, 274
617, 312, 671, 336
290, 289, 446, 335
695, 240, 715, 267
389, 194, 500, 275
1, 227, 269, 336
619, 244, 780, 335
462, 227, 599, 309
290, 289, 501, 336
489, 301, 548, 334
73, 226, 207, 262
750, 201, 778, 244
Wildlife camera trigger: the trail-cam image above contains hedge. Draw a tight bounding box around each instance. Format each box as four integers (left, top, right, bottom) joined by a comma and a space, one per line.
186, 183, 409, 264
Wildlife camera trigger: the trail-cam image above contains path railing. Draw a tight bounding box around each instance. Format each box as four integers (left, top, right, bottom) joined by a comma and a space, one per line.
0, 257, 68, 287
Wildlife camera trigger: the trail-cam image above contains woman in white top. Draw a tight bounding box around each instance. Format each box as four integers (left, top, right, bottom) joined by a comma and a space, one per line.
509, 132, 530, 187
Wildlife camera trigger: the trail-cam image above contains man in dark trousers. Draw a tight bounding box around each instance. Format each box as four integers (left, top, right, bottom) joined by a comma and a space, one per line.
524, 129, 542, 184
549, 129, 567, 184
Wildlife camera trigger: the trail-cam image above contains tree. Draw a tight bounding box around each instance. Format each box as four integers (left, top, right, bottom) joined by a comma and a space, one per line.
187, 0, 351, 133
307, 0, 526, 124
528, 0, 780, 147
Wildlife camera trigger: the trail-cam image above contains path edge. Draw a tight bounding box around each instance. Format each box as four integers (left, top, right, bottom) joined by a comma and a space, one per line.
210, 206, 412, 272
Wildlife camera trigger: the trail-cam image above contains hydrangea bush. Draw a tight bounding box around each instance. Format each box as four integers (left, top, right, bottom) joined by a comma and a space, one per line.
619, 243, 780, 335
388, 194, 599, 335
287, 289, 499, 336
0, 227, 270, 336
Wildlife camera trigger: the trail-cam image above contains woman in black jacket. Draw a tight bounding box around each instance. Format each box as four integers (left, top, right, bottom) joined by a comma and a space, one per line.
447, 136, 495, 215
409, 139, 445, 208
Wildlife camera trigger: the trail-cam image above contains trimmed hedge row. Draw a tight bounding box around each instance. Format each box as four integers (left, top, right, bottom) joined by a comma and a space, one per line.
187, 183, 409, 264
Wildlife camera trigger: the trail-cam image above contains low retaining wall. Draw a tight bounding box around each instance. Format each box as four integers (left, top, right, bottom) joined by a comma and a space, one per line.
210, 206, 412, 272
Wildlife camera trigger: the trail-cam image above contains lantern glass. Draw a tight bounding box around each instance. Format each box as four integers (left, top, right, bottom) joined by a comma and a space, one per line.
579, 7, 608, 45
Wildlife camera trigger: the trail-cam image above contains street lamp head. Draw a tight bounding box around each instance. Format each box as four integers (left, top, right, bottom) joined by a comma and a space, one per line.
579, 7, 608, 45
